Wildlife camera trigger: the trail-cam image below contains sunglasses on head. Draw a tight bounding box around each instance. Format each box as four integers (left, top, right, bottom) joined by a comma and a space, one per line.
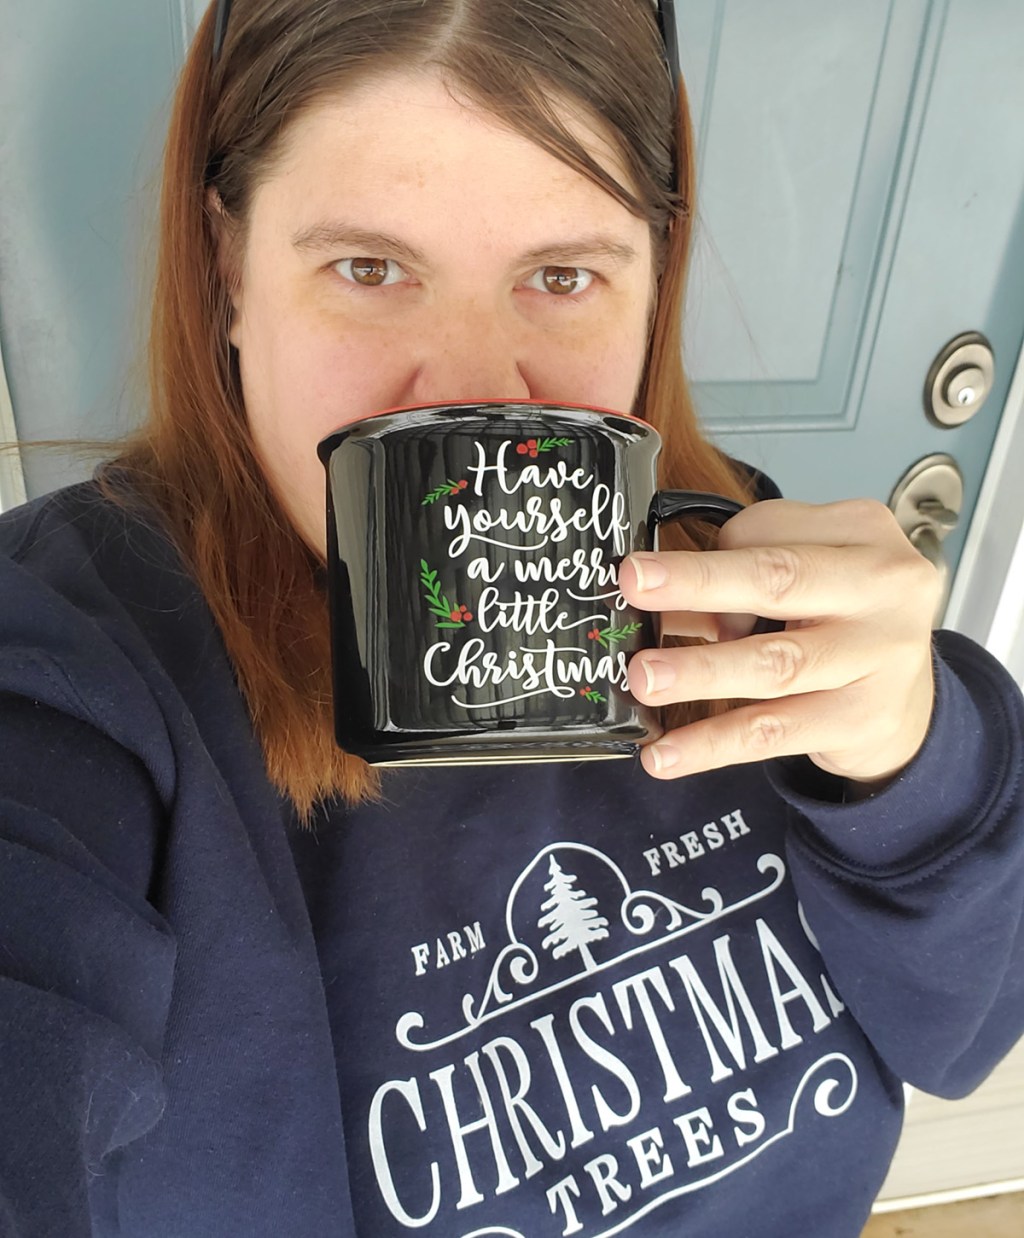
211, 0, 680, 86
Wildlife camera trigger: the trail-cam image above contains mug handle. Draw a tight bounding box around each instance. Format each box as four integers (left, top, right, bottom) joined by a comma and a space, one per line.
648, 489, 744, 531
647, 490, 783, 636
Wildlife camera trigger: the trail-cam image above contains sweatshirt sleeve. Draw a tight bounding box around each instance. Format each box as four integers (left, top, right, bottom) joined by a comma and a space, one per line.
768, 629, 1024, 1099
0, 690, 175, 1237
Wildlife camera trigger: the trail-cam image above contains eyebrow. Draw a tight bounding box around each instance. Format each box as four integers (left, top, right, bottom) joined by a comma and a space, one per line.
291, 221, 639, 269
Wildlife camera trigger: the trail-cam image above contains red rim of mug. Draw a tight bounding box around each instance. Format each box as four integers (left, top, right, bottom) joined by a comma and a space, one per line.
325, 398, 653, 433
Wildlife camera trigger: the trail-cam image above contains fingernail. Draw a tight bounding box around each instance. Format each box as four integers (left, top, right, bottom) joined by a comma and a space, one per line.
648, 743, 681, 774
630, 553, 667, 592
641, 658, 676, 695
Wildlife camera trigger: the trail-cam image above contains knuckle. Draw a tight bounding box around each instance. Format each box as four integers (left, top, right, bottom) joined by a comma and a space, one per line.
699, 720, 724, 765
875, 535, 943, 615
758, 637, 807, 692
846, 498, 893, 531
910, 548, 943, 602
837, 678, 876, 727
692, 547, 717, 594
743, 711, 789, 754
752, 546, 801, 603
691, 643, 719, 690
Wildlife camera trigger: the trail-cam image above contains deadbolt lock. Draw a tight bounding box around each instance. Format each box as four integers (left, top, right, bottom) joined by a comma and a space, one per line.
924, 331, 995, 428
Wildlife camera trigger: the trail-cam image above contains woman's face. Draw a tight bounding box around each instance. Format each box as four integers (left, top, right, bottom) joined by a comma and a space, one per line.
229, 69, 658, 557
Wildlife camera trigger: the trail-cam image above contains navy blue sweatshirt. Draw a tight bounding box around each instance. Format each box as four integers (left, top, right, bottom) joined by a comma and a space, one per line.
1, 480, 1023, 1238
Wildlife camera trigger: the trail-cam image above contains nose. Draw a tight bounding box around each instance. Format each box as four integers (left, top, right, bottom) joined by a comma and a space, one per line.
405, 298, 532, 406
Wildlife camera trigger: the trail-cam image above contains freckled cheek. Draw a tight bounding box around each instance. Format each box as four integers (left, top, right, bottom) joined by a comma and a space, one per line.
556, 326, 648, 407
268, 331, 387, 447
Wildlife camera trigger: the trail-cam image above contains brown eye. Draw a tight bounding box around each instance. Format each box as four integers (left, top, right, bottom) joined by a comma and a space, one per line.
531, 266, 595, 297
348, 258, 389, 286
334, 258, 405, 287
543, 266, 583, 294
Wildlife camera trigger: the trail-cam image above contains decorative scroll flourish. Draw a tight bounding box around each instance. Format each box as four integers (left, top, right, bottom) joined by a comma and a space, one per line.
590, 1055, 857, 1238
453, 1055, 857, 1238
396, 849, 787, 1053
461, 943, 539, 1027
621, 885, 725, 934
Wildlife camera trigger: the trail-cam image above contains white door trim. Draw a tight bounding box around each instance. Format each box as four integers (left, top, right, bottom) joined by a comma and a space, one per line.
945, 331, 1024, 685
0, 335, 27, 516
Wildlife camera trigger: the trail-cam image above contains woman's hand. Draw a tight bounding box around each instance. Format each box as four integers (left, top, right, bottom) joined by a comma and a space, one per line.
619, 499, 943, 787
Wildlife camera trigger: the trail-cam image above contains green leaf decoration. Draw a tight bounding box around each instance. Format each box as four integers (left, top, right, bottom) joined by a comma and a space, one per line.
422, 479, 465, 506
420, 561, 469, 627
537, 437, 574, 453
581, 687, 607, 704
593, 622, 643, 649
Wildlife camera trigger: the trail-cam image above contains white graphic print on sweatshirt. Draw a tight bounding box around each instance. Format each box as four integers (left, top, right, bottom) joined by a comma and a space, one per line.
359, 807, 858, 1237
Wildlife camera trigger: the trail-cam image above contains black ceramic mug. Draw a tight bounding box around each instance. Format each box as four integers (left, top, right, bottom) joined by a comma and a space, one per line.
318, 401, 752, 767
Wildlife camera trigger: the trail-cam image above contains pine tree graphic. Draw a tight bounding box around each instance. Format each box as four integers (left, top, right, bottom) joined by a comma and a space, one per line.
538, 855, 610, 973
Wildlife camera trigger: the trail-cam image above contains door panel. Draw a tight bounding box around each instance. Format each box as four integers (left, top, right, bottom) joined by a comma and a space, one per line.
684, 0, 913, 408
0, 0, 183, 501
678, 0, 1024, 578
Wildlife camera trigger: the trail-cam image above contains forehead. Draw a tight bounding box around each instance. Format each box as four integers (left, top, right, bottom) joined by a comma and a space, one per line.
255, 68, 642, 230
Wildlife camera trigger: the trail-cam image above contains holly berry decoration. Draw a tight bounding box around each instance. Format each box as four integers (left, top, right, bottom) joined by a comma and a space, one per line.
580, 686, 607, 704
423, 479, 469, 506
420, 561, 473, 629
516, 437, 574, 458
587, 622, 643, 648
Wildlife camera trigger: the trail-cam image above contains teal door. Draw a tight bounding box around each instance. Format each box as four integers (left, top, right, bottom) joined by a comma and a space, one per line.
678, 0, 1024, 582
3, 0, 1022, 599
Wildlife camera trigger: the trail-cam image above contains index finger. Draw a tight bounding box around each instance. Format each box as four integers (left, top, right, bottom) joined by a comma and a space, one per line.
618, 545, 878, 619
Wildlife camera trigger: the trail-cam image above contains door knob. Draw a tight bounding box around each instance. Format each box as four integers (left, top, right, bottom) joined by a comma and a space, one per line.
888, 455, 964, 624
914, 498, 958, 532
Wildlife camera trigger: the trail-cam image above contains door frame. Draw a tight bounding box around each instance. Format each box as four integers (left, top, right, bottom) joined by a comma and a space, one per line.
0, 338, 26, 516
945, 331, 1024, 685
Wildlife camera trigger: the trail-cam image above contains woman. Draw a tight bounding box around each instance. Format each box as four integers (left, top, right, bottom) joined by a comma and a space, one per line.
1, 2, 1021, 1236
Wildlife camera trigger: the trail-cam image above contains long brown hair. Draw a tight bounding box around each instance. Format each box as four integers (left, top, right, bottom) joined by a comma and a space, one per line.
103, 0, 753, 820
